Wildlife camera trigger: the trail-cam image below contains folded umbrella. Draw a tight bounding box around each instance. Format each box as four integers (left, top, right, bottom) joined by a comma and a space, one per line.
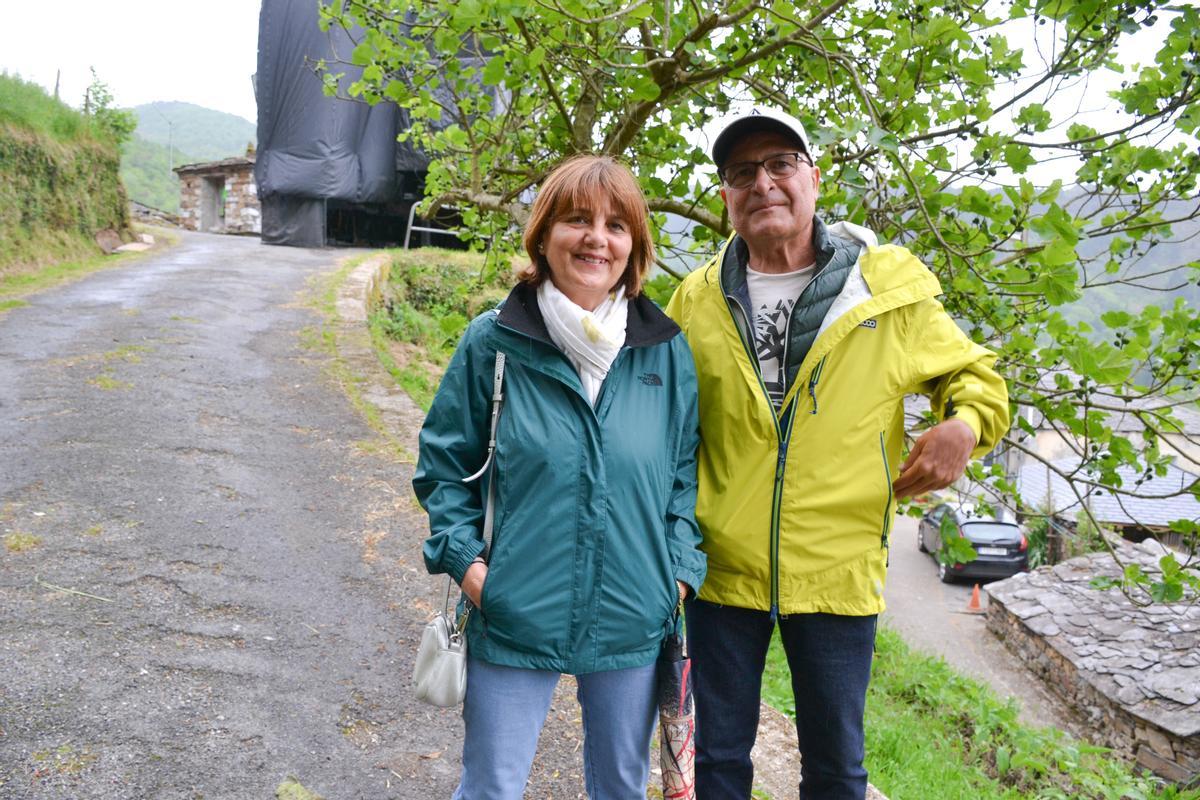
657, 614, 695, 800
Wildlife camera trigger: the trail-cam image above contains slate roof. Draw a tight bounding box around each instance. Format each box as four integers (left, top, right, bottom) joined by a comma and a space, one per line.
174, 155, 256, 176
1017, 457, 1200, 528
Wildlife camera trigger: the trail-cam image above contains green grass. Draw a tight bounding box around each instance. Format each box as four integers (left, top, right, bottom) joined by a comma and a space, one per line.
0, 73, 93, 143
761, 627, 1197, 799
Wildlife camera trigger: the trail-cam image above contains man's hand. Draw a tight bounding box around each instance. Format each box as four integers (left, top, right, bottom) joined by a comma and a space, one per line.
892, 418, 977, 499
677, 580, 688, 604
461, 561, 487, 607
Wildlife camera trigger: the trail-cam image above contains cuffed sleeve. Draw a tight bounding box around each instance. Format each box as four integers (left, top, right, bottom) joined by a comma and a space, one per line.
907, 298, 1011, 458
413, 315, 495, 584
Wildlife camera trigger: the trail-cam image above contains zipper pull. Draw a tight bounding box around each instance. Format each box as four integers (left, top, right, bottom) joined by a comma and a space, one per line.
769, 604, 779, 622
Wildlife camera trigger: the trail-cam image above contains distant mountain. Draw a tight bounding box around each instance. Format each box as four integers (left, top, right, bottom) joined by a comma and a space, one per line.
132, 101, 255, 164
120, 101, 256, 213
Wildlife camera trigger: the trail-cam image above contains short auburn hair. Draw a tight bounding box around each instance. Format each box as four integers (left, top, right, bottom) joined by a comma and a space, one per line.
520, 154, 656, 298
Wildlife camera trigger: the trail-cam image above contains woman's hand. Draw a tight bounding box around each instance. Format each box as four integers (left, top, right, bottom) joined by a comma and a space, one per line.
462, 561, 488, 608
676, 580, 688, 604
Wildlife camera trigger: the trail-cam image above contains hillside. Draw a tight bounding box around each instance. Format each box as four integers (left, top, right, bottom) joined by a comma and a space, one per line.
120, 136, 194, 214
0, 73, 128, 272
132, 101, 255, 164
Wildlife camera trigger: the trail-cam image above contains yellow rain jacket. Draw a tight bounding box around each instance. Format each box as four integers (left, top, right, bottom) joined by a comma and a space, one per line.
666, 219, 1010, 616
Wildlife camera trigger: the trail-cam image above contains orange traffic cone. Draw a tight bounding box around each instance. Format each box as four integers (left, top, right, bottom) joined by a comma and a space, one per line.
966, 583, 984, 614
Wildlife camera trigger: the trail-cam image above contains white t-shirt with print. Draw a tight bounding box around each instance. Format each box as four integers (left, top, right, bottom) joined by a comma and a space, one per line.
746, 264, 816, 409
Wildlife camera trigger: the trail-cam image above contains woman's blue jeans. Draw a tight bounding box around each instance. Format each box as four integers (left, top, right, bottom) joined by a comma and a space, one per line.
451, 657, 657, 800
687, 599, 878, 800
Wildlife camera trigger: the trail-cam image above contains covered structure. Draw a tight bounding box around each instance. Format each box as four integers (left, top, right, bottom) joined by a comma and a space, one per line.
255, 0, 459, 248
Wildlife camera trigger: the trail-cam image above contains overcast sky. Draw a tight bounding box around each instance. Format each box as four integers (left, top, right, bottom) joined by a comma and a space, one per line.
0, 1, 1181, 186
0, 1, 261, 123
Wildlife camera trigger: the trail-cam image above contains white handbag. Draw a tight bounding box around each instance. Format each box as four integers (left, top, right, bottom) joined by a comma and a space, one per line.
413, 606, 469, 707
412, 352, 506, 707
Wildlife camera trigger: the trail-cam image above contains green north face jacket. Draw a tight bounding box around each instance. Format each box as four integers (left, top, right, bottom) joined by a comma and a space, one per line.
414, 283, 706, 674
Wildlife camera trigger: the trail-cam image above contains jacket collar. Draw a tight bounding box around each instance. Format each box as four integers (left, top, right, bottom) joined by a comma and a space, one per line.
496, 282, 679, 349
720, 215, 839, 295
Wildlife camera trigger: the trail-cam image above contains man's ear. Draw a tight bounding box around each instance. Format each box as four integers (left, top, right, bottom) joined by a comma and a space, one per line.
719, 187, 728, 204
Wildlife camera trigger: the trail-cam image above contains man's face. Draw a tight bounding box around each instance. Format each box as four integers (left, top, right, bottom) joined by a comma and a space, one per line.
719, 130, 821, 250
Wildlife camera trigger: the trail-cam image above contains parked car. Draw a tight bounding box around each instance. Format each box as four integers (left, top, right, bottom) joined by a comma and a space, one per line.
917, 504, 1028, 583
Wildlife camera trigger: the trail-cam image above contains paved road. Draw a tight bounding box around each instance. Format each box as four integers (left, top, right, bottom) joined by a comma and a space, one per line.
883, 515, 1072, 731
0, 232, 496, 799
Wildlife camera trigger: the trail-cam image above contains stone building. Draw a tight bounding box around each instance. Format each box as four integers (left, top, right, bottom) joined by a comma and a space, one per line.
174, 148, 261, 235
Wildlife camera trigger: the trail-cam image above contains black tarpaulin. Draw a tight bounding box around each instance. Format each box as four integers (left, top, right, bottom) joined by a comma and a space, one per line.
256, 0, 401, 245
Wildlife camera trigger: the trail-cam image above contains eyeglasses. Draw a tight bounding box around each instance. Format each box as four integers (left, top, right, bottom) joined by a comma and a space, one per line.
719, 152, 812, 189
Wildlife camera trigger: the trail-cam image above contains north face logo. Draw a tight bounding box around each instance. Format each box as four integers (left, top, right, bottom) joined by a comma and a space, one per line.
639, 373, 663, 386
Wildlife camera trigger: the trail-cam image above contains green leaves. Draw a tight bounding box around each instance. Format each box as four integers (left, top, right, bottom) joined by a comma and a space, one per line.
319, 0, 1200, 607
937, 515, 979, 567
1065, 341, 1133, 385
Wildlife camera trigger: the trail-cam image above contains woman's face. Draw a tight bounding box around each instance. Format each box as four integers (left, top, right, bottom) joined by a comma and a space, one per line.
542, 198, 632, 311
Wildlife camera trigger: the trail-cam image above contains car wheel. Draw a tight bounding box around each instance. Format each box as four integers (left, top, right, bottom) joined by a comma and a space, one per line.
918, 529, 928, 553
938, 560, 954, 584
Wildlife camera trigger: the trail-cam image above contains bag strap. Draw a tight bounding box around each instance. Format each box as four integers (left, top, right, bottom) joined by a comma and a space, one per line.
443, 350, 506, 618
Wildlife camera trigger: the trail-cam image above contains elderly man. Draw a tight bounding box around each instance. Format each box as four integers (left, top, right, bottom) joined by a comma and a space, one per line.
666, 107, 1010, 799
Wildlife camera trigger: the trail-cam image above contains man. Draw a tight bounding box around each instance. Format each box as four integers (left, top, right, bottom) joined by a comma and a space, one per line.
665, 106, 1010, 799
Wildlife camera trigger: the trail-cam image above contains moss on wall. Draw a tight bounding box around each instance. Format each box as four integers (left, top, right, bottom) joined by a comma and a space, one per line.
0, 121, 130, 273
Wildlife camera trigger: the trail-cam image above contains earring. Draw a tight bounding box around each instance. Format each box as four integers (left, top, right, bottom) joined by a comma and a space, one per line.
537, 242, 545, 253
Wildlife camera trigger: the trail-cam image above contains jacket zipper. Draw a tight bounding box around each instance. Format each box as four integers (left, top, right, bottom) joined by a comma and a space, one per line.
723, 290, 790, 619
879, 433, 894, 550
769, 405, 797, 618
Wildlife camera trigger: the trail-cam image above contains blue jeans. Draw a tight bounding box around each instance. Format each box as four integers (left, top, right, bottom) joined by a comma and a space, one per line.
687, 600, 877, 800
452, 657, 658, 800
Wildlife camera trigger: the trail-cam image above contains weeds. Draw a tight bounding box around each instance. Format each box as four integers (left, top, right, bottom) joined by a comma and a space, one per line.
30, 744, 97, 776
369, 247, 511, 410
3, 532, 42, 552
87, 373, 131, 390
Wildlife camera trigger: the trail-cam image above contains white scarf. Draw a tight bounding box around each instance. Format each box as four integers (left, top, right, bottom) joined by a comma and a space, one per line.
537, 280, 628, 406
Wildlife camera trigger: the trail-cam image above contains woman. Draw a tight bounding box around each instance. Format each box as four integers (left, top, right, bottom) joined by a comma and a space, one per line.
413, 154, 705, 800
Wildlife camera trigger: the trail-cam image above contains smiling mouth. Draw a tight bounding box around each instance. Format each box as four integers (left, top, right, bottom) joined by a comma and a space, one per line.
574, 254, 609, 266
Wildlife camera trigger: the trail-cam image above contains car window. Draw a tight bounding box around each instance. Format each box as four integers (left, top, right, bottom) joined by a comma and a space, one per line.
961, 522, 1021, 543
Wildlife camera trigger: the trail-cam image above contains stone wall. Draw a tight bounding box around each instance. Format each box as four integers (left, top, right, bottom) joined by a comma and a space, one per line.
222, 165, 260, 235
986, 542, 1200, 785
176, 160, 261, 235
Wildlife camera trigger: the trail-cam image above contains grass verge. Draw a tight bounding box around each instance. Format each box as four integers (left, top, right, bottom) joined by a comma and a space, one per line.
0, 224, 179, 306
762, 626, 1198, 799
301, 254, 412, 461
